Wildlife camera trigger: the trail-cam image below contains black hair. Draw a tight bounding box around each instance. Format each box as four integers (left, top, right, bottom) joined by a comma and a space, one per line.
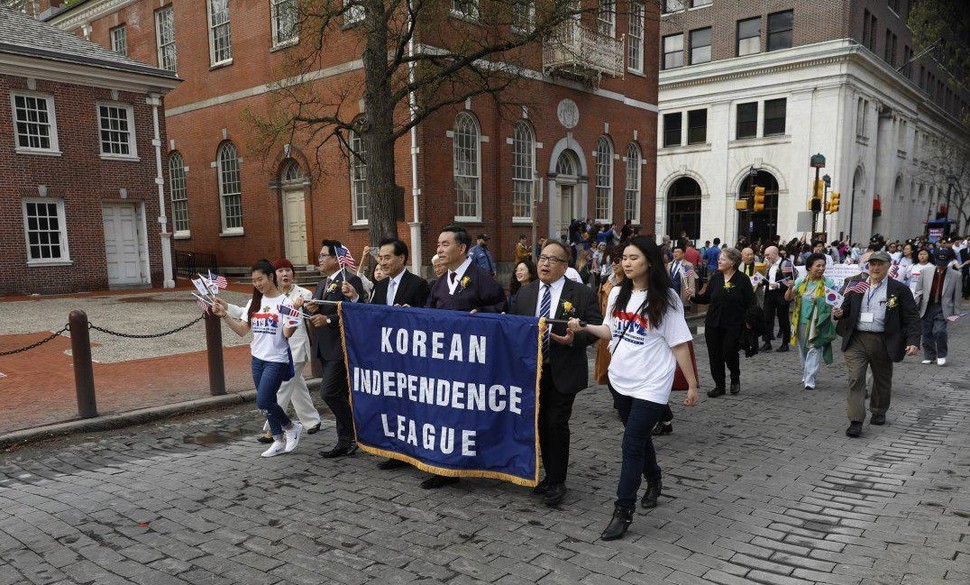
247, 259, 278, 321
320, 239, 343, 256
441, 225, 472, 254
378, 237, 409, 263
541, 240, 573, 263
713, 237, 721, 246
612, 236, 673, 328
509, 259, 538, 296
804, 253, 827, 273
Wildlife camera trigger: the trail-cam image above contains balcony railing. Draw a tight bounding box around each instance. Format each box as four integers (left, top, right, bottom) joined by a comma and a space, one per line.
543, 21, 624, 84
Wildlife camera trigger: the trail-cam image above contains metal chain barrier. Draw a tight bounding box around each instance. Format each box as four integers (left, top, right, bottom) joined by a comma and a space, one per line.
0, 325, 70, 357
88, 315, 205, 339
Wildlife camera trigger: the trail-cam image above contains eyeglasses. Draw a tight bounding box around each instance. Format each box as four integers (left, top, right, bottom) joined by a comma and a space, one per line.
538, 255, 567, 265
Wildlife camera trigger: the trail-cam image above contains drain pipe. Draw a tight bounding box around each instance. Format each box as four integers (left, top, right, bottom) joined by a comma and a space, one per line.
407, 0, 422, 275
148, 93, 175, 288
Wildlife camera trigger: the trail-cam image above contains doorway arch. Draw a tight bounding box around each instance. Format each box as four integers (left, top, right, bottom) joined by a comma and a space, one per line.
279, 159, 308, 265
666, 177, 702, 241
736, 170, 779, 243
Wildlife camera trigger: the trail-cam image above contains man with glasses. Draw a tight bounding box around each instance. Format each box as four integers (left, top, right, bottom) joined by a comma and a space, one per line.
307, 239, 365, 459
510, 240, 602, 506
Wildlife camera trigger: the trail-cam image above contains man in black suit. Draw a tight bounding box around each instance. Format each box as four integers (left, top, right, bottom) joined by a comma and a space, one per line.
833, 251, 920, 438
345, 237, 431, 471
511, 240, 602, 506
760, 246, 792, 352
307, 239, 365, 458
421, 225, 507, 489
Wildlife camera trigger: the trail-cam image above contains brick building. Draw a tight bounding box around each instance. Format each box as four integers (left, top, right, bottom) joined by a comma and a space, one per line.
656, 0, 969, 245
0, 7, 180, 296
39, 0, 660, 275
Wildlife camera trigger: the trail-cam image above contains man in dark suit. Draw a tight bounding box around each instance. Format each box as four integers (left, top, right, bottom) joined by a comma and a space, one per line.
833, 251, 920, 438
307, 239, 365, 458
421, 225, 507, 489
760, 246, 792, 352
510, 240, 602, 506
345, 237, 431, 471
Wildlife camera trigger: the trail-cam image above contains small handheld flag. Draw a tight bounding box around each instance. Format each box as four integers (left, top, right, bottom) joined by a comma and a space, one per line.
824, 288, 844, 307
847, 280, 871, 294
335, 245, 357, 271
208, 270, 229, 289
889, 264, 900, 279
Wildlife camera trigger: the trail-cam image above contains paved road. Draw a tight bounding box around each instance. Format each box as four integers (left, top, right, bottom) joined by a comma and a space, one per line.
1, 317, 969, 585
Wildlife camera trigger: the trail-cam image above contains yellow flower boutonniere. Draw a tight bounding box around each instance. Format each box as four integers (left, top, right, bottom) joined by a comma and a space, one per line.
723, 281, 735, 291
887, 295, 898, 309
327, 282, 338, 294
561, 301, 575, 317
456, 276, 472, 293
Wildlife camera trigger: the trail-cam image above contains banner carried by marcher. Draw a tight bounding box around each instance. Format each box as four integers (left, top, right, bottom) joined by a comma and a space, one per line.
339, 302, 542, 487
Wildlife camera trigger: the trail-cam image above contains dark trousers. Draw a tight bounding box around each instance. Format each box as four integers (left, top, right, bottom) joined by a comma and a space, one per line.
614, 397, 665, 510
319, 358, 354, 445
762, 291, 791, 343
706, 325, 741, 389
844, 332, 893, 421
921, 303, 949, 359
538, 372, 577, 484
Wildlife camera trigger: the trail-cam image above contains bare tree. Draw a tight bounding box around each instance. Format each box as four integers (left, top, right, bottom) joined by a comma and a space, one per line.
914, 139, 970, 234
254, 0, 648, 243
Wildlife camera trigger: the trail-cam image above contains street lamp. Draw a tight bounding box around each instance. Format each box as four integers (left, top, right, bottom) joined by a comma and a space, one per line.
945, 174, 956, 237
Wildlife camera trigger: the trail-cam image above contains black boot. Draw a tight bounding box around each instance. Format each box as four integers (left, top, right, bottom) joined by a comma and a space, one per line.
600, 506, 634, 541
641, 478, 662, 509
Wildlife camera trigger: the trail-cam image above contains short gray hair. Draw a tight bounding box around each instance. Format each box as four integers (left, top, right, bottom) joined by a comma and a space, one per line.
721, 247, 743, 269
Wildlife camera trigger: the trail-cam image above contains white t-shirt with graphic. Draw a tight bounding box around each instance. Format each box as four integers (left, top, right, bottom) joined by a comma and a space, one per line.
243, 293, 299, 363
605, 288, 693, 404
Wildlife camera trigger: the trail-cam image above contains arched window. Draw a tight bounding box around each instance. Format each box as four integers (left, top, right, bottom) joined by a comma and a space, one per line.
453, 112, 481, 220
594, 136, 613, 222
217, 142, 242, 232
349, 124, 368, 225
511, 121, 535, 222
281, 159, 302, 183
624, 142, 641, 223
168, 151, 189, 234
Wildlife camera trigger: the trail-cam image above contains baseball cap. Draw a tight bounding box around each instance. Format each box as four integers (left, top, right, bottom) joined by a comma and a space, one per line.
868, 251, 891, 263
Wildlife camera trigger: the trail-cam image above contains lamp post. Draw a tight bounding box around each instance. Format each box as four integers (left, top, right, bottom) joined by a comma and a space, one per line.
946, 174, 956, 236
746, 166, 757, 241
822, 174, 831, 237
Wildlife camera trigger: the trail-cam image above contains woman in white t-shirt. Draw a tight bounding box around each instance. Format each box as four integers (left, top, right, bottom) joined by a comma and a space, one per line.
568, 237, 698, 542
212, 260, 303, 458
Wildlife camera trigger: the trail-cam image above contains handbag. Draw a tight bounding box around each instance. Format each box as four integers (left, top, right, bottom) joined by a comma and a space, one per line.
671, 341, 698, 391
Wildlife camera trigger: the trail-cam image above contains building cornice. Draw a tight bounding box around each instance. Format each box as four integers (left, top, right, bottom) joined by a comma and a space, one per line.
0, 52, 180, 94
45, 0, 141, 29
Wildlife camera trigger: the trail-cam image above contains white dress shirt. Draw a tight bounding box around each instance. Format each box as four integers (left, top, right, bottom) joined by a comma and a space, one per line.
535, 276, 567, 318
385, 270, 405, 305
447, 258, 473, 295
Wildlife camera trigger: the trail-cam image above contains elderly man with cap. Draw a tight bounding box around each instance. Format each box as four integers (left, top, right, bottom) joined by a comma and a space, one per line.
469, 233, 496, 278
914, 248, 963, 366
833, 251, 920, 438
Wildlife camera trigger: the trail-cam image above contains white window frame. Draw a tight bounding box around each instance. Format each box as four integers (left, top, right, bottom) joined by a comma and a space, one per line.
217, 142, 243, 234
594, 136, 614, 223
349, 126, 369, 226
169, 152, 190, 236
271, 0, 299, 47
627, 2, 644, 73
511, 0, 535, 34
344, 0, 365, 25
10, 92, 60, 155
207, 0, 233, 67
453, 112, 482, 222
451, 0, 479, 21
97, 103, 138, 160
663, 33, 684, 69
624, 143, 641, 224
155, 6, 177, 72
511, 121, 535, 223
597, 0, 616, 38
110, 24, 128, 55
22, 198, 71, 266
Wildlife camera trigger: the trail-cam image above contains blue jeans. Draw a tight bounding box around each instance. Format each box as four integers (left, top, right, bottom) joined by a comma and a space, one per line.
252, 357, 291, 437
615, 396, 666, 510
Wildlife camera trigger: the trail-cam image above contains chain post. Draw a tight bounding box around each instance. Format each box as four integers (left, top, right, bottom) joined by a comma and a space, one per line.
204, 310, 226, 396
69, 310, 98, 419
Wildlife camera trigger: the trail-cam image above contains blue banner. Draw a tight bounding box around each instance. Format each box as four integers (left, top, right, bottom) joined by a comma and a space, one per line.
339, 302, 541, 486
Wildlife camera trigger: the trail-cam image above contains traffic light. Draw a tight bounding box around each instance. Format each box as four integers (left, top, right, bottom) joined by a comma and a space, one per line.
753, 186, 766, 212
827, 191, 840, 213
735, 198, 748, 210
810, 180, 823, 211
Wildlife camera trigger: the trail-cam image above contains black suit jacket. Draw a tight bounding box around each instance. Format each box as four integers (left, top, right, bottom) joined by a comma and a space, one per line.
311, 270, 365, 362
426, 264, 507, 313
510, 278, 603, 395
692, 271, 755, 329
835, 278, 920, 362
370, 269, 431, 308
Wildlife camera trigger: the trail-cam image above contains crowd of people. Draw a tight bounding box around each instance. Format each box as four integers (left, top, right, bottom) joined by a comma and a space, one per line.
213, 222, 965, 543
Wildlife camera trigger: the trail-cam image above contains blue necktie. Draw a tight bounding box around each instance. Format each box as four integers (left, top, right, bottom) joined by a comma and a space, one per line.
539, 284, 551, 358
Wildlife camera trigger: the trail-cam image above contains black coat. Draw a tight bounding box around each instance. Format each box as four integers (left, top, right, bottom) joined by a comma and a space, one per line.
369, 269, 430, 308
692, 271, 755, 329
311, 270, 365, 362
426, 264, 506, 313
835, 278, 920, 362
509, 278, 603, 395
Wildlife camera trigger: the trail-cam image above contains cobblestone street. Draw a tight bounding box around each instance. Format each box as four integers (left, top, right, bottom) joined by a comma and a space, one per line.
1, 318, 968, 585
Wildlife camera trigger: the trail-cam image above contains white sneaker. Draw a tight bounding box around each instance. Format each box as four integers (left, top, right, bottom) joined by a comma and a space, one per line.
284, 423, 303, 453
921, 359, 933, 364
261, 439, 286, 458
937, 357, 947, 366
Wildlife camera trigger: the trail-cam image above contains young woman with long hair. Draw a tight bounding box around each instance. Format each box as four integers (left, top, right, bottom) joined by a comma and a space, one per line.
507, 258, 538, 306
212, 259, 304, 457
568, 236, 698, 541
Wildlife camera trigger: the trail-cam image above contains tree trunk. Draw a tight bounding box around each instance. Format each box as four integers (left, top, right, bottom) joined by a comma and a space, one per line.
361, 1, 399, 244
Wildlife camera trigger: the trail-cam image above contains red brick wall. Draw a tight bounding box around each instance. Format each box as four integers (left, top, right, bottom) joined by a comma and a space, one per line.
0, 75, 168, 296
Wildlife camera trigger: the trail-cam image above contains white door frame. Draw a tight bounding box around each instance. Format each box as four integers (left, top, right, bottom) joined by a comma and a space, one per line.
281, 184, 308, 266
102, 200, 150, 288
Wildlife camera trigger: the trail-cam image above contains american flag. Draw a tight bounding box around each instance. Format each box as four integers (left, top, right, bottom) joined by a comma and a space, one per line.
208, 270, 228, 289
277, 304, 306, 322
889, 264, 900, 279
197, 297, 211, 314
335, 245, 357, 271
847, 280, 871, 294
682, 263, 694, 277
